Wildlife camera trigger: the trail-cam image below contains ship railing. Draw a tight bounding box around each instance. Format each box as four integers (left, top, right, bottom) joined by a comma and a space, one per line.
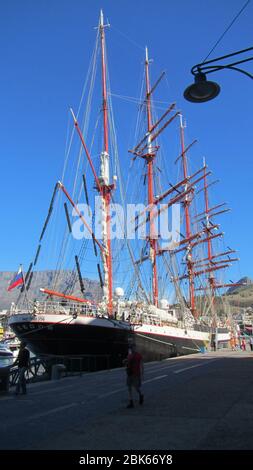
11, 300, 99, 318
9, 356, 49, 387
131, 313, 162, 326
130, 313, 183, 327
8, 353, 113, 387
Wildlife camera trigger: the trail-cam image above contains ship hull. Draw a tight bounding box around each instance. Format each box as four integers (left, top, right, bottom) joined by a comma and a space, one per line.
8, 312, 214, 368
9, 314, 132, 368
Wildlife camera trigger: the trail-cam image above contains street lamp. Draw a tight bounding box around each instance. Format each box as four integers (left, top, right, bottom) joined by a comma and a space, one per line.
184, 46, 253, 103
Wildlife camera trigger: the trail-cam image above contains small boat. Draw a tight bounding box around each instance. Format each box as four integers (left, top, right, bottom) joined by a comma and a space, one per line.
0, 342, 13, 358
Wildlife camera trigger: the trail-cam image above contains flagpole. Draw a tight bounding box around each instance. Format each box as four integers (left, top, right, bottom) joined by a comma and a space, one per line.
21, 264, 29, 312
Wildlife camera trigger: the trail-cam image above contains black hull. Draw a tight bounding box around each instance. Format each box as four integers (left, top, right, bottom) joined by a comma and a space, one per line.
11, 321, 131, 368
10, 320, 206, 369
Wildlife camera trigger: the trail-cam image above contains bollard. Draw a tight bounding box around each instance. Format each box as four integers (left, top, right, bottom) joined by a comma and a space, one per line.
51, 364, 66, 380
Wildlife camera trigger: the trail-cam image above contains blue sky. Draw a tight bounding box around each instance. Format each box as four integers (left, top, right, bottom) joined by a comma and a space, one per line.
0, 0, 252, 284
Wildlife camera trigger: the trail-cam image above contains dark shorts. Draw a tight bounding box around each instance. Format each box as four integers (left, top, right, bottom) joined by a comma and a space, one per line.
127, 375, 141, 389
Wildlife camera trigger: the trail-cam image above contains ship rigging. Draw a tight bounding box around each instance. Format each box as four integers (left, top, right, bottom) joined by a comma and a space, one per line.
8, 11, 241, 365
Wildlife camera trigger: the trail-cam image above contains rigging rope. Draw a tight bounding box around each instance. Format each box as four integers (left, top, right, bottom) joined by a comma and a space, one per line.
202, 0, 251, 63
110, 25, 145, 52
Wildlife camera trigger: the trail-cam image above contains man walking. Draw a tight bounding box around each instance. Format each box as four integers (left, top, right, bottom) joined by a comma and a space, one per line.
125, 344, 144, 408
12, 342, 30, 395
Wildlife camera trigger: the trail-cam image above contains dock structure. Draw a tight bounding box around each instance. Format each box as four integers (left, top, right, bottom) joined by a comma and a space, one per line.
1, 350, 253, 450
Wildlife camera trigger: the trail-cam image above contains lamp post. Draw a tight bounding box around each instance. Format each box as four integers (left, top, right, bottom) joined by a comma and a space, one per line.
184, 46, 253, 103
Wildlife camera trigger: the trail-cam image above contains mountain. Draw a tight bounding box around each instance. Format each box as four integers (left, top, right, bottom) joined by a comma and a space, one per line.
194, 277, 253, 317
227, 277, 253, 294
224, 277, 253, 311
0, 271, 102, 311
1, 271, 252, 314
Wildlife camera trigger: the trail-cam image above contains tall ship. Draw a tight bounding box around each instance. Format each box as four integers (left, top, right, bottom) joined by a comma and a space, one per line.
8, 12, 241, 366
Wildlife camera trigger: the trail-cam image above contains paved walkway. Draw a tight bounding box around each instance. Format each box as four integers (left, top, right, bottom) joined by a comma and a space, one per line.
1, 350, 253, 450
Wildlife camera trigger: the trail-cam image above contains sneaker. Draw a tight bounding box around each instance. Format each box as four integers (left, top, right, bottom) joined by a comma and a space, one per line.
126, 400, 134, 409
139, 394, 144, 405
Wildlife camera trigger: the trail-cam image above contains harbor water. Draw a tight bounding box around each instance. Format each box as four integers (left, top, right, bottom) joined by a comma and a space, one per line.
0, 357, 13, 368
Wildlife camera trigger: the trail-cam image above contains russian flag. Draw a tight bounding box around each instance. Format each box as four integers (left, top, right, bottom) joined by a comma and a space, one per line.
7, 267, 24, 291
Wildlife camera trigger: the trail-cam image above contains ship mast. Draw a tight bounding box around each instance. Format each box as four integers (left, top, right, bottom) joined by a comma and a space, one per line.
68, 11, 114, 315
193, 160, 242, 307
203, 159, 216, 304
129, 53, 204, 308
179, 115, 196, 317
144, 47, 158, 307
99, 10, 113, 314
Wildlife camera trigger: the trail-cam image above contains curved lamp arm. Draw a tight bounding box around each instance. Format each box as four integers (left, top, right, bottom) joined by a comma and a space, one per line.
193, 64, 253, 80
184, 46, 253, 103
191, 46, 253, 76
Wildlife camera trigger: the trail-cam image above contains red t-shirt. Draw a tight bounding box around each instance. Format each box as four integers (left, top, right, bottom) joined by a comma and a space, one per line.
127, 351, 143, 376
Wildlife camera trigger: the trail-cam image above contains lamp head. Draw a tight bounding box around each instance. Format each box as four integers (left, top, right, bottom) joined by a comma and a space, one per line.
184, 71, 220, 103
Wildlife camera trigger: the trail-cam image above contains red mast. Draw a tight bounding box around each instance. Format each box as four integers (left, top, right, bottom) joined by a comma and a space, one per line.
99, 10, 113, 314
179, 115, 196, 318
144, 47, 158, 307
129, 55, 187, 306
100, 11, 109, 153
203, 159, 216, 300
191, 164, 241, 296
70, 12, 114, 315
